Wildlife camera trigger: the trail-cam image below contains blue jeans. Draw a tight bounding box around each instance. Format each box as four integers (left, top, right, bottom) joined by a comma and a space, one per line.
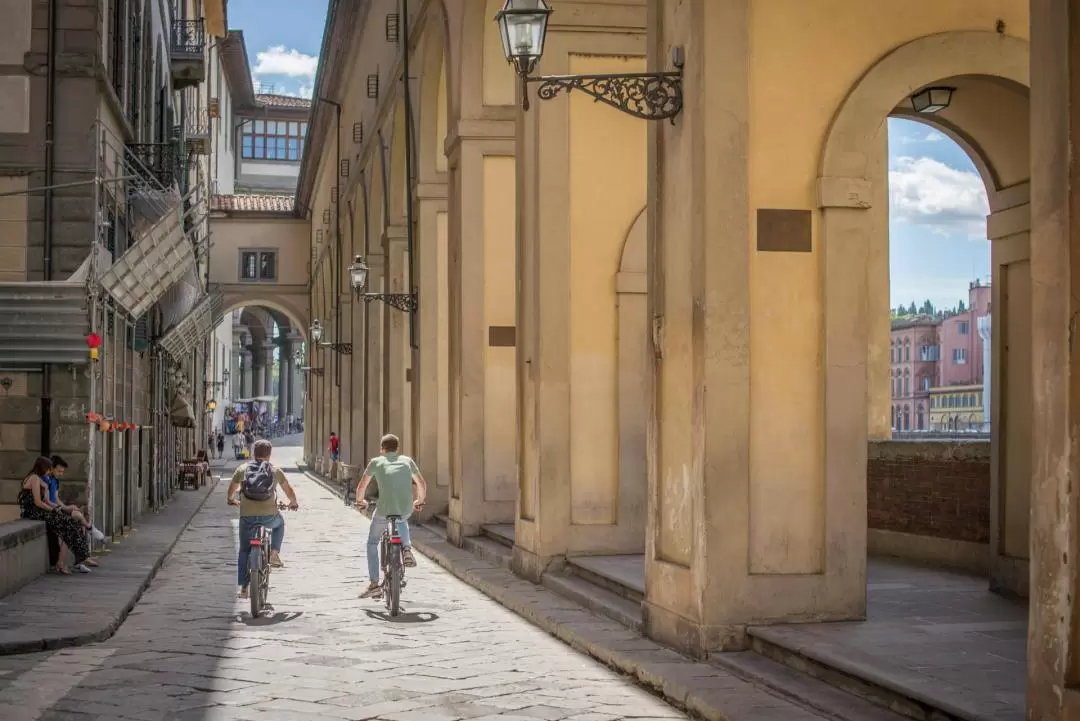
366, 514, 411, 582
238, 514, 284, 587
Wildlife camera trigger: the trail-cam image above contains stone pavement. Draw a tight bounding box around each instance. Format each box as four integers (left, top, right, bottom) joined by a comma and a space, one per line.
0, 442, 696, 721
0, 478, 219, 655
304, 469, 901, 721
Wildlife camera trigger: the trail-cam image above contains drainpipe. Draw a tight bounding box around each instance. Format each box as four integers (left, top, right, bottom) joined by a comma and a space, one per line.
40, 0, 58, 456
402, 0, 417, 351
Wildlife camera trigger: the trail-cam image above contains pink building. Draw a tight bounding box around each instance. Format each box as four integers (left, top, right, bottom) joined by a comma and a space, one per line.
938, 280, 991, 387
890, 279, 991, 432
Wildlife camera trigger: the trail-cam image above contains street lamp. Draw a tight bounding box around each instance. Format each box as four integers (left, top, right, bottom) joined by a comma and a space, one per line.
310, 320, 324, 343
495, 0, 684, 121
911, 86, 954, 114
309, 317, 351, 355
207, 399, 217, 412
348, 255, 417, 313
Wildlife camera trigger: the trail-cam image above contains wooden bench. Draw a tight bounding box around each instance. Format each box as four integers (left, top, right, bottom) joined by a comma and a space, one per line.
0, 520, 49, 599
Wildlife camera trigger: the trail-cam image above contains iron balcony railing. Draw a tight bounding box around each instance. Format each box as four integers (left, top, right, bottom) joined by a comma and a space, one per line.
171, 18, 205, 56
128, 141, 183, 189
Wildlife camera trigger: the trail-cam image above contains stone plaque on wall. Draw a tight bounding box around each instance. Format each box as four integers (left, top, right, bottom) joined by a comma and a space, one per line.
757, 209, 812, 253
488, 326, 516, 347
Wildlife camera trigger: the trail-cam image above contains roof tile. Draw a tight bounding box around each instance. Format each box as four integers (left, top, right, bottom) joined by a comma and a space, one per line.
211, 194, 296, 213
255, 93, 312, 109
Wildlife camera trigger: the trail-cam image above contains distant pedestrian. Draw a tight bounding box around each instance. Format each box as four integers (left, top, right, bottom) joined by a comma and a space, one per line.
216, 432, 225, 459
328, 432, 340, 463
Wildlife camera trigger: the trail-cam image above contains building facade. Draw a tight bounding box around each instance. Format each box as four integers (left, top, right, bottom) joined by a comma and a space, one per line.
0, 0, 225, 536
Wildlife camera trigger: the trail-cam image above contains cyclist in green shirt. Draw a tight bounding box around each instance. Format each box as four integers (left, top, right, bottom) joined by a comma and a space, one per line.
355, 434, 428, 599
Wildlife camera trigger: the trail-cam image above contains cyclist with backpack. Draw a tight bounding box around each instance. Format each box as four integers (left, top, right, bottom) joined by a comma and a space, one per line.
226, 439, 299, 599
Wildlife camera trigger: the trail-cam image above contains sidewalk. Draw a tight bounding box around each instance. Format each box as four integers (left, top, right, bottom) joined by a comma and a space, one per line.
301, 467, 896, 721
0, 476, 219, 655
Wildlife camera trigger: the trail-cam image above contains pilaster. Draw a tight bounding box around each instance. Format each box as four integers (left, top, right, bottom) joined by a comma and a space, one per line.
384, 224, 410, 447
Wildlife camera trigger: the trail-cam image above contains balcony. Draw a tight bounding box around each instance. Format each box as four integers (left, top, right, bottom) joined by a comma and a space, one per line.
128, 142, 183, 189
183, 109, 210, 155
170, 18, 206, 89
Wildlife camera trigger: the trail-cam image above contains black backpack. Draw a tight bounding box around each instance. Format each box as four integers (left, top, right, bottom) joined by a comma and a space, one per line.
241, 460, 276, 501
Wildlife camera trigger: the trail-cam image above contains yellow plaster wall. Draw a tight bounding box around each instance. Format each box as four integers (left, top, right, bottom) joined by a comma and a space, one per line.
567, 54, 647, 526
208, 218, 311, 287
745, 0, 1029, 574
436, 67, 449, 173
482, 155, 517, 503
482, 0, 515, 107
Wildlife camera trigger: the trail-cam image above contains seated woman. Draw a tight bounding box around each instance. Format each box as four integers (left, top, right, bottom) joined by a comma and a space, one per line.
18, 456, 92, 574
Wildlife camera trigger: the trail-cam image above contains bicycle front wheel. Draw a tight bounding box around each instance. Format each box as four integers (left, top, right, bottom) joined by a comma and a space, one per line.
248, 548, 263, 617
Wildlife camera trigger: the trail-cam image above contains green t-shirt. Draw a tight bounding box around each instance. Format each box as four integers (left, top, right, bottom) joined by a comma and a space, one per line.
364, 453, 418, 518
230, 462, 287, 517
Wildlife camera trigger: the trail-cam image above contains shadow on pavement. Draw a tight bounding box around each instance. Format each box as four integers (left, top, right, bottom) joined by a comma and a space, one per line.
363, 609, 440, 624
234, 611, 305, 627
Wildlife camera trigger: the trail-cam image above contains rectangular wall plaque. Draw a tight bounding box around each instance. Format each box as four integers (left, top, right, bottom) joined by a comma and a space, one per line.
757, 208, 812, 253
488, 326, 516, 347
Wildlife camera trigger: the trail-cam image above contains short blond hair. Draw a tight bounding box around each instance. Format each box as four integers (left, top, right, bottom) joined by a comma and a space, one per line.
380, 434, 400, 452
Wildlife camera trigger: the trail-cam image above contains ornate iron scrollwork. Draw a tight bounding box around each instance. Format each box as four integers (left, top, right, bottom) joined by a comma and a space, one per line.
529, 71, 683, 122
324, 342, 353, 355
360, 293, 417, 313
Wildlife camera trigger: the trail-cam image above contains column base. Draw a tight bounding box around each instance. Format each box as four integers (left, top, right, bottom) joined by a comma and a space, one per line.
511, 545, 562, 583
989, 555, 1029, 598
642, 601, 748, 658
446, 518, 480, 547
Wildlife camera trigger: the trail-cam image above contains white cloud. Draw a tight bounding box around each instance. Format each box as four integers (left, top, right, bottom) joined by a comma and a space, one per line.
253, 45, 318, 78
924, 130, 944, 142
279, 84, 314, 99
888, 156, 988, 237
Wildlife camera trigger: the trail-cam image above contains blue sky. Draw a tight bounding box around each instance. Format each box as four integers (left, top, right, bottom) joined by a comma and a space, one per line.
887, 118, 990, 311
228, 0, 329, 98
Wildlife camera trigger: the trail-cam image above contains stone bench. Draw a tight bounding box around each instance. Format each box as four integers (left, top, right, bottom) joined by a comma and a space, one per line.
0, 519, 49, 599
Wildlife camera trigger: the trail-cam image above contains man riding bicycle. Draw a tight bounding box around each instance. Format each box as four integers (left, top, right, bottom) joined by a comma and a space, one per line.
354, 434, 428, 599
226, 439, 299, 599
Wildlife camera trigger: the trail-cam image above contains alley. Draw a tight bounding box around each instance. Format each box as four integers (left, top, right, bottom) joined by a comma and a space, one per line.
0, 440, 686, 721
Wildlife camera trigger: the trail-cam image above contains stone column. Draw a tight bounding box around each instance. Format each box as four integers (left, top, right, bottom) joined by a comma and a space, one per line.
261, 341, 277, 400
231, 334, 243, 402
639, 0, 864, 657
445, 122, 517, 545
1028, 2, 1080, 717
511, 5, 650, 578
364, 252, 386, 458
986, 189, 1032, 598
385, 225, 409, 445
241, 348, 253, 399
416, 180, 450, 511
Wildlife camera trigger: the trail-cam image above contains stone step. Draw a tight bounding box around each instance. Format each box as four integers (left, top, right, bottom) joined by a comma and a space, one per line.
541, 571, 643, 632
480, 523, 515, 548
747, 628, 969, 721
564, 557, 644, 604
713, 650, 911, 721
461, 535, 513, 570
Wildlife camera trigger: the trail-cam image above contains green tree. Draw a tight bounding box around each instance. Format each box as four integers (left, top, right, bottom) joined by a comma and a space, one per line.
958, 299, 967, 312
908, 302, 917, 315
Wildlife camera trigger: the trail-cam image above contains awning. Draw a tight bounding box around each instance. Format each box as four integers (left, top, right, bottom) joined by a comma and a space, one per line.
157, 289, 224, 359
98, 186, 207, 318
170, 394, 196, 428
0, 281, 90, 366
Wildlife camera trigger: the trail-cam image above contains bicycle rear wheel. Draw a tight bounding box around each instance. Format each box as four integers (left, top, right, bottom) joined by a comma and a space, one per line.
386, 545, 402, 616
248, 547, 263, 617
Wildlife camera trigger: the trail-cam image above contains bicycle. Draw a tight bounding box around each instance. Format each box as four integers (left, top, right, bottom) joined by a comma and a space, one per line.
379, 513, 407, 616
246, 501, 296, 617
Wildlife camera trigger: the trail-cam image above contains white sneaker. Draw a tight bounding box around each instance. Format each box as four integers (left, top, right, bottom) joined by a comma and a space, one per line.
73, 563, 92, 573
90, 527, 106, 543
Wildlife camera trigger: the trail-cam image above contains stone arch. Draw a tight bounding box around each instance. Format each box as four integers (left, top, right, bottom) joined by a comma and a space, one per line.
818, 30, 1031, 594
417, 11, 450, 181
614, 206, 648, 554
222, 296, 309, 343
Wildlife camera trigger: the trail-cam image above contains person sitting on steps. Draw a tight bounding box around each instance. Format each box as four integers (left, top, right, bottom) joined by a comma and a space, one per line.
354, 433, 428, 599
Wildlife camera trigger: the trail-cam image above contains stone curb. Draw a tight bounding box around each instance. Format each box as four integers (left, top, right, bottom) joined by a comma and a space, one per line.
0, 477, 220, 656
300, 467, 827, 721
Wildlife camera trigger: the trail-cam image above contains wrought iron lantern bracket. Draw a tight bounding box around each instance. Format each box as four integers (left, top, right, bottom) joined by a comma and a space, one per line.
321, 342, 353, 355
357, 291, 418, 314
518, 47, 684, 123
300, 366, 324, 377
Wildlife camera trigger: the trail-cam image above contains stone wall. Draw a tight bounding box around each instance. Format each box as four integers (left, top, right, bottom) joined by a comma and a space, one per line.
867, 440, 991, 573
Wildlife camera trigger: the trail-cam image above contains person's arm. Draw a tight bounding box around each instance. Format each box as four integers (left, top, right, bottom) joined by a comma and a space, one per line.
410, 460, 428, 506
30, 479, 54, 511
226, 467, 242, 505
354, 473, 373, 507
278, 473, 299, 508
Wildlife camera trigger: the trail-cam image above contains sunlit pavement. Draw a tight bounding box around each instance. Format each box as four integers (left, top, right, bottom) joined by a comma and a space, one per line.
0, 436, 685, 721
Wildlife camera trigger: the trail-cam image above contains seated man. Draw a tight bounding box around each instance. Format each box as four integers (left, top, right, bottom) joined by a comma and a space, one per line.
355, 434, 427, 599
44, 456, 100, 570
226, 439, 299, 599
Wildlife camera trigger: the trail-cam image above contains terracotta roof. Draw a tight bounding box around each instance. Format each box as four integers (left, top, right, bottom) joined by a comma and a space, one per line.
255, 93, 312, 109
211, 194, 296, 213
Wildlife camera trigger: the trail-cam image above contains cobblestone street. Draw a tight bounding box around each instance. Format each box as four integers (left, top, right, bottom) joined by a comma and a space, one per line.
0, 441, 685, 721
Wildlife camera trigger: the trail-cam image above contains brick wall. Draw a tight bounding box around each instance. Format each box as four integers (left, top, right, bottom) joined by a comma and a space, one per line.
867, 441, 990, 544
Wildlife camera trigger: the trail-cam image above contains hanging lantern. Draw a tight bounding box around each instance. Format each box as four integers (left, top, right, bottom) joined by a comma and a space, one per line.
86, 333, 102, 362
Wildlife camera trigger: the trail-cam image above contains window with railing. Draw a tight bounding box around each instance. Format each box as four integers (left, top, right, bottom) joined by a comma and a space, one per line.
241, 120, 308, 161
239, 250, 278, 282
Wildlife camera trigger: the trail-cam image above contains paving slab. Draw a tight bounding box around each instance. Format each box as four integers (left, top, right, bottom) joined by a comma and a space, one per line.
0, 477, 218, 655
